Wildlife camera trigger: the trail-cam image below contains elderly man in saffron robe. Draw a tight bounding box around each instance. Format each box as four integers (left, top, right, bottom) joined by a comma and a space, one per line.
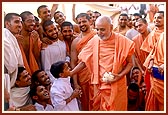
71, 15, 135, 111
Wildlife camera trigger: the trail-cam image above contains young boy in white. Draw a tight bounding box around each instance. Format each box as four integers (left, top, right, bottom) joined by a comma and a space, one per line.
50, 61, 82, 111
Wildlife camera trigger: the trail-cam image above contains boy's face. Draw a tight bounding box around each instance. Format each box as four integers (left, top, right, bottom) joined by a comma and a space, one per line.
34, 21, 40, 31
61, 63, 70, 78
131, 69, 142, 85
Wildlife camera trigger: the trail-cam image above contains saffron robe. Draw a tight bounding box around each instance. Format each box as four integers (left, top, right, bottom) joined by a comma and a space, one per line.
78, 32, 135, 110
18, 31, 41, 75
132, 33, 149, 71
76, 31, 96, 110
145, 32, 164, 111
140, 28, 164, 94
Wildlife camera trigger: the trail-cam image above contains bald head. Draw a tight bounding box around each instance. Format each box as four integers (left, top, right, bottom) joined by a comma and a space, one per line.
95, 15, 112, 26
95, 16, 113, 40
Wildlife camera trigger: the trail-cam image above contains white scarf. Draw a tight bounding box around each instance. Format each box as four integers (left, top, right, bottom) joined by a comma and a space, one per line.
10, 86, 32, 108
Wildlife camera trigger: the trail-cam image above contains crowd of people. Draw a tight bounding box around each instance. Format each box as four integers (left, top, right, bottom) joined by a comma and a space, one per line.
3, 3, 164, 111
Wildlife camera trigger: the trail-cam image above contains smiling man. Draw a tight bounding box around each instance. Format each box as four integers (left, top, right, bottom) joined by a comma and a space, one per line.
70, 15, 135, 111
70, 13, 96, 111
132, 18, 150, 75
41, 20, 68, 83
17, 11, 42, 76
30, 85, 54, 111
10, 67, 36, 110
140, 11, 164, 96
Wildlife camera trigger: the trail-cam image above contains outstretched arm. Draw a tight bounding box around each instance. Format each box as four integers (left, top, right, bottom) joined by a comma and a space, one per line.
70, 61, 86, 76
72, 4, 77, 24
51, 4, 58, 19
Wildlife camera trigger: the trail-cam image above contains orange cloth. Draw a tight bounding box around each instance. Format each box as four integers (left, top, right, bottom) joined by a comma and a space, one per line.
140, 28, 164, 54
78, 32, 135, 110
132, 34, 148, 70
18, 31, 41, 75
18, 43, 32, 75
145, 32, 164, 111
140, 28, 164, 94
76, 30, 96, 110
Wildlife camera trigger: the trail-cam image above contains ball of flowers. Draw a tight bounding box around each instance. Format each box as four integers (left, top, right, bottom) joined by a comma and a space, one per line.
102, 72, 115, 83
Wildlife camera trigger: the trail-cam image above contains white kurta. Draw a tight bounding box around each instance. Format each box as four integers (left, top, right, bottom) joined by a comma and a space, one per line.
41, 40, 66, 83
125, 28, 139, 40
50, 77, 79, 111
34, 102, 54, 111
4, 28, 24, 88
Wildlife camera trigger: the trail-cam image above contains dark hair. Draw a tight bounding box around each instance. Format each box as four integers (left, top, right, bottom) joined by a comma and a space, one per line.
93, 11, 101, 16
61, 21, 73, 31
31, 69, 43, 86
4, 13, 21, 28
54, 11, 64, 20
42, 20, 54, 31
37, 5, 48, 15
50, 61, 65, 78
119, 13, 128, 19
128, 83, 139, 92
156, 11, 164, 17
4, 13, 20, 22
29, 84, 41, 104
34, 16, 39, 22
137, 18, 147, 24
133, 13, 142, 18
20, 11, 33, 22
132, 66, 140, 71
17, 67, 26, 81
76, 13, 90, 21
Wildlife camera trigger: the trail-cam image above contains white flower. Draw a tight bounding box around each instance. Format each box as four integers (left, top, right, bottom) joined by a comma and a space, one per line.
102, 72, 115, 83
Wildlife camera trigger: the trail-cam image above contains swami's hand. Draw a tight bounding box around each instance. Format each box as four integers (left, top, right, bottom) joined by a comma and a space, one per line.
102, 72, 121, 84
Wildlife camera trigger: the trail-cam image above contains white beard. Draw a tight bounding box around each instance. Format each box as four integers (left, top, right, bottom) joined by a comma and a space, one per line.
99, 32, 111, 40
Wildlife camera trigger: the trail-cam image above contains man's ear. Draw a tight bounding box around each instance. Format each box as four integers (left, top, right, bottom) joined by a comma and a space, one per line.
110, 24, 113, 31
89, 19, 93, 26
5, 21, 10, 28
32, 95, 38, 100
59, 73, 63, 77
38, 14, 41, 19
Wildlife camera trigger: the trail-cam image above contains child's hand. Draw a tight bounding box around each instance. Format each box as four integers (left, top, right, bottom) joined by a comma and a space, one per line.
72, 89, 82, 98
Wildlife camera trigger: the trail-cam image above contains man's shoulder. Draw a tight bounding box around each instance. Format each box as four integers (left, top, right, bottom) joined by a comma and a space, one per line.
72, 34, 82, 44
114, 32, 134, 44
132, 34, 140, 41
